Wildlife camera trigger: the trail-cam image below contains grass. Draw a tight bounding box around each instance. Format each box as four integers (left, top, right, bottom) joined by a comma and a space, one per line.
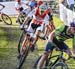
0, 16, 75, 69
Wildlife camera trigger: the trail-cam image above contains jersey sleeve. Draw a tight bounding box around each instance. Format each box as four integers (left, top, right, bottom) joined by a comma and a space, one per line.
55, 25, 65, 36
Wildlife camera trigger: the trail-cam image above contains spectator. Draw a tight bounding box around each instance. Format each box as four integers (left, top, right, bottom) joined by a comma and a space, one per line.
67, 0, 74, 10
59, 0, 68, 24
15, 0, 23, 23
59, 0, 68, 7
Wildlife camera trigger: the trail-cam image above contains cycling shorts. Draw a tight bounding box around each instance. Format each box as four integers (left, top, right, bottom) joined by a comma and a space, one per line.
45, 41, 68, 52
27, 23, 43, 33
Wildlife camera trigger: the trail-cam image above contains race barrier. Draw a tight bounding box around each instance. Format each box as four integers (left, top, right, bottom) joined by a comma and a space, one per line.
59, 3, 75, 26
0, 1, 29, 16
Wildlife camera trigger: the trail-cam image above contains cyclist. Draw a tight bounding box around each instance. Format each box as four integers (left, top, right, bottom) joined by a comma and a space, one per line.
15, 0, 23, 23
22, 0, 36, 15
20, 2, 54, 55
37, 22, 75, 69
15, 0, 36, 23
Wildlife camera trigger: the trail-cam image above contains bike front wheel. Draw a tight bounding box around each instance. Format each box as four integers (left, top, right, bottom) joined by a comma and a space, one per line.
18, 31, 25, 54
1, 13, 12, 25
17, 45, 30, 69
17, 30, 31, 69
52, 62, 69, 69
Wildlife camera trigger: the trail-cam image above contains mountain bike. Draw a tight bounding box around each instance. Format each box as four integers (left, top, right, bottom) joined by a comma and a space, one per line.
33, 47, 75, 69
0, 5, 12, 25
17, 27, 38, 69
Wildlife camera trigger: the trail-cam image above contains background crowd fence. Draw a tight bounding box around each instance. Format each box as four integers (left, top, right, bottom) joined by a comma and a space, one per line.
59, 3, 75, 26
59, 3, 68, 24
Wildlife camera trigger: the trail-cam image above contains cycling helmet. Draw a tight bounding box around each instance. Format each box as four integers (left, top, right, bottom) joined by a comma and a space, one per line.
39, 4, 48, 11
29, 1, 35, 7
70, 22, 75, 27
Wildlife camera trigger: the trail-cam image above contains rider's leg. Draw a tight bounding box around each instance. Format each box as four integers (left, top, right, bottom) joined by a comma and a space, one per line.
37, 42, 54, 69
43, 21, 55, 40
37, 52, 50, 69
43, 25, 49, 38
43, 25, 52, 39
20, 34, 30, 55
16, 7, 23, 23
33, 30, 41, 44
33, 24, 43, 44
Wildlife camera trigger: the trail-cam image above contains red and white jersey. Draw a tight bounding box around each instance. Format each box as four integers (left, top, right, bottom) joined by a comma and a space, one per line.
28, 7, 50, 25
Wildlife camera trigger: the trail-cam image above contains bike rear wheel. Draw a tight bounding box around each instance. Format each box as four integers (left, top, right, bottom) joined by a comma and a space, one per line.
33, 55, 42, 69
1, 13, 12, 25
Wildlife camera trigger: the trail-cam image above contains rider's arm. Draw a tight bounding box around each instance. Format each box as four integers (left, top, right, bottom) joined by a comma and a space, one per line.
23, 8, 36, 25
48, 30, 55, 42
44, 12, 53, 25
48, 25, 65, 42
48, 12, 55, 30
23, 16, 30, 25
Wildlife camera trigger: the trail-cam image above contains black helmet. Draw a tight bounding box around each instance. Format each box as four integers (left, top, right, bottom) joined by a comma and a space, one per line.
70, 22, 75, 27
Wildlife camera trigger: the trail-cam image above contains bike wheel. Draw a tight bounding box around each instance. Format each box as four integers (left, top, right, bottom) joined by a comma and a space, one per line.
17, 30, 31, 69
1, 13, 12, 25
33, 55, 52, 69
18, 31, 25, 54
52, 62, 69, 69
33, 55, 42, 69
18, 45, 30, 69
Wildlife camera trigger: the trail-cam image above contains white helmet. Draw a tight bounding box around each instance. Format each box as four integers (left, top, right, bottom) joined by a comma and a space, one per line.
39, 3, 49, 11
